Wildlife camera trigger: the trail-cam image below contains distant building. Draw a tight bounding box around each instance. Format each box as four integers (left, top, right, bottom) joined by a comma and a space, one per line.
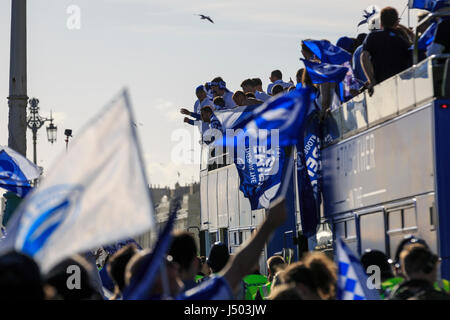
135, 182, 201, 250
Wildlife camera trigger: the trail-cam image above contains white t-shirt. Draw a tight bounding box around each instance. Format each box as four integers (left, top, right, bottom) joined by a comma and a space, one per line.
222, 91, 236, 109
267, 80, 293, 95
254, 91, 270, 102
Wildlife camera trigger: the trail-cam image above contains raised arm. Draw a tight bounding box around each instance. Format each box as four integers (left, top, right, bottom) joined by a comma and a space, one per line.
220, 197, 287, 291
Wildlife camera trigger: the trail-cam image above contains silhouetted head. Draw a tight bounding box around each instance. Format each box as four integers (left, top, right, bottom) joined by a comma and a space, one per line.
207, 242, 229, 273
107, 244, 139, 293
0, 251, 44, 300
45, 254, 103, 300
361, 249, 393, 281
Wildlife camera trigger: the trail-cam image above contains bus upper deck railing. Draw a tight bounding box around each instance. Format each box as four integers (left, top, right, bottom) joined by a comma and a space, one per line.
322, 54, 450, 148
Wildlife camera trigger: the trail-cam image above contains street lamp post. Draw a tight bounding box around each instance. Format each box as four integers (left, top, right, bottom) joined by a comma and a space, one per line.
26, 98, 57, 164
8, 0, 28, 156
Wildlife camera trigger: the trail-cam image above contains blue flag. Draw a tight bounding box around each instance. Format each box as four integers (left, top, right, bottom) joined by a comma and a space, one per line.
0, 146, 41, 198
409, 0, 450, 11
122, 200, 179, 300
303, 40, 351, 65
302, 59, 349, 84
296, 107, 321, 238
337, 239, 380, 300
216, 88, 315, 210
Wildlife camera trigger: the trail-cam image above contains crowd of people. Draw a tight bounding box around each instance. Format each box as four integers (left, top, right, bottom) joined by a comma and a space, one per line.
1, 198, 448, 300
0, 5, 449, 301
181, 6, 450, 138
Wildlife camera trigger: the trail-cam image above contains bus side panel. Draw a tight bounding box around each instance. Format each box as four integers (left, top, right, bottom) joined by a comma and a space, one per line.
433, 100, 450, 279
322, 106, 435, 218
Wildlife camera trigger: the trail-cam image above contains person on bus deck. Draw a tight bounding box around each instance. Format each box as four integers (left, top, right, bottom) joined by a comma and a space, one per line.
267, 70, 293, 95
209, 77, 235, 109
388, 244, 450, 300
427, 5, 450, 56
255, 255, 286, 300
251, 78, 271, 101
301, 40, 338, 120
241, 78, 270, 102
232, 90, 263, 107
296, 68, 305, 88
271, 84, 285, 96
361, 7, 412, 93
180, 85, 212, 135
168, 231, 200, 292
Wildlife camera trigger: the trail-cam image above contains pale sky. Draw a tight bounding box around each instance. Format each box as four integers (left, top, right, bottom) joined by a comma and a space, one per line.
0, 0, 419, 188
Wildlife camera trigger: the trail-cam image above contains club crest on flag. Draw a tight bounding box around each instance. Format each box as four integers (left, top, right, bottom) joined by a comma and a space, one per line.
16, 184, 84, 256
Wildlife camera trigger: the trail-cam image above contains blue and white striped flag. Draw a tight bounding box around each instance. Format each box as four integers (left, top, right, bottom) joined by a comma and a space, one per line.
0, 146, 41, 198
337, 239, 380, 300
0, 89, 155, 273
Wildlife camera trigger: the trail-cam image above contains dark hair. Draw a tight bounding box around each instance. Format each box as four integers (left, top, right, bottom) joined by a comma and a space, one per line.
107, 244, 139, 291
356, 33, 367, 47
281, 262, 317, 292
211, 76, 224, 83
45, 255, 103, 300
252, 78, 263, 87
213, 96, 225, 108
269, 284, 303, 300
302, 252, 337, 300
268, 255, 286, 274
168, 231, 198, 272
395, 235, 429, 264
380, 7, 399, 29
245, 92, 256, 99
271, 70, 282, 80
301, 40, 314, 58
207, 242, 229, 273
233, 91, 246, 100
0, 251, 44, 300
271, 84, 284, 95
241, 78, 254, 88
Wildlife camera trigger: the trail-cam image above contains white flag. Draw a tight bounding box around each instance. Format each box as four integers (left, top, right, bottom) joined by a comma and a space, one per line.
1, 89, 155, 273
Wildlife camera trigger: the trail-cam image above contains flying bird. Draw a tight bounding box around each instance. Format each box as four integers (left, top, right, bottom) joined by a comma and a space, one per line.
196, 14, 214, 24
